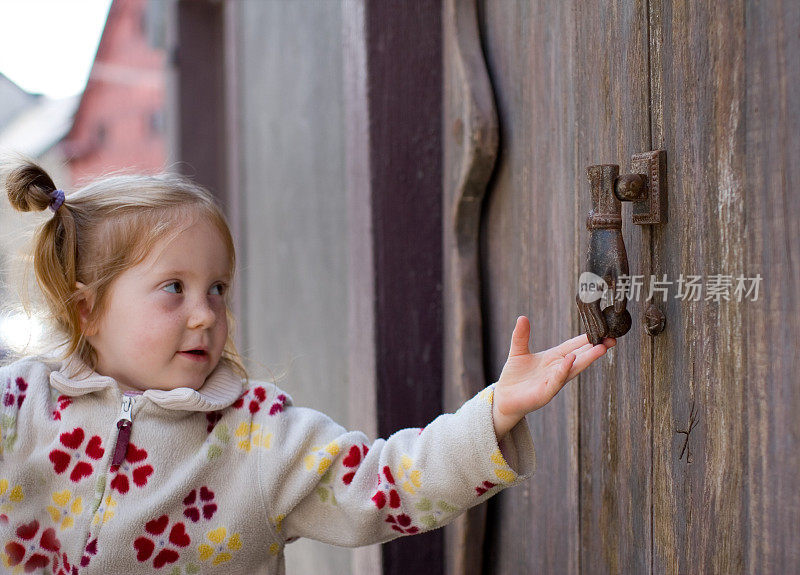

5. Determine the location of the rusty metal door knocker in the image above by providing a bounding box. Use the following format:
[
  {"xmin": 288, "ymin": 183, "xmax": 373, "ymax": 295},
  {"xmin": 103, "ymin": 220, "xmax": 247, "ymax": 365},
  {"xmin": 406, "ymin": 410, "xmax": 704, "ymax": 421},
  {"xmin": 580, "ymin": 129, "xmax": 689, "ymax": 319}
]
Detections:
[{"xmin": 576, "ymin": 150, "xmax": 667, "ymax": 345}]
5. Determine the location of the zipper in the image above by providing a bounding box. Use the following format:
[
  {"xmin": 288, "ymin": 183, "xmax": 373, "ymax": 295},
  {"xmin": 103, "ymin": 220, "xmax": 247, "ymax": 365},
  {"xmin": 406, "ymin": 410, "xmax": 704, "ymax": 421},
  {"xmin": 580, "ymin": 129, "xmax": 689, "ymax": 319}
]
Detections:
[{"xmin": 111, "ymin": 394, "xmax": 135, "ymax": 466}]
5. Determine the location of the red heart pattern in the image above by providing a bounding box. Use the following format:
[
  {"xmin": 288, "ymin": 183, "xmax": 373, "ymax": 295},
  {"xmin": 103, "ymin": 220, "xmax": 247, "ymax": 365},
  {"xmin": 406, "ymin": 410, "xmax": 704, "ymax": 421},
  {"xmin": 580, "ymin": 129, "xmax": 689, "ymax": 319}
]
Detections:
[
  {"xmin": 85, "ymin": 435, "xmax": 105, "ymax": 460},
  {"xmin": 70, "ymin": 461, "xmax": 93, "ymax": 482},
  {"xmin": 145, "ymin": 515, "xmax": 169, "ymax": 536},
  {"xmin": 39, "ymin": 527, "xmax": 60, "ymax": 552},
  {"xmin": 153, "ymin": 548, "xmax": 180, "ymax": 569},
  {"xmin": 49, "ymin": 451, "xmax": 71, "ymax": 474},
  {"xmin": 60, "ymin": 428, "xmax": 84, "ymax": 450},
  {"xmin": 132, "ymin": 464, "xmax": 153, "ymax": 487},
  {"xmin": 343, "ymin": 446, "xmax": 362, "ymax": 468},
  {"xmin": 110, "ymin": 474, "xmax": 130, "ymax": 494},
  {"xmin": 4, "ymin": 541, "xmax": 25, "ymax": 565},
  {"xmin": 126, "ymin": 443, "xmax": 148, "ymax": 463},
  {"xmin": 16, "ymin": 519, "xmax": 39, "ymax": 540},
  {"xmin": 183, "ymin": 490, "xmax": 196, "ymax": 505},
  {"xmin": 24, "ymin": 553, "xmax": 50, "ymax": 570},
  {"xmin": 168, "ymin": 523, "xmax": 190, "ymax": 547},
  {"xmin": 133, "ymin": 537, "xmax": 155, "ymax": 561}
]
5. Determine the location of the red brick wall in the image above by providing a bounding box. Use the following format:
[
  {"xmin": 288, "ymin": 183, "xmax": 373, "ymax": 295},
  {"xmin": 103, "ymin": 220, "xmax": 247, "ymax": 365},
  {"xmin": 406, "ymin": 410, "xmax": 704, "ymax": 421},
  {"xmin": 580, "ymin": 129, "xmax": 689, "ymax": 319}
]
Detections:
[{"xmin": 66, "ymin": 0, "xmax": 166, "ymax": 184}]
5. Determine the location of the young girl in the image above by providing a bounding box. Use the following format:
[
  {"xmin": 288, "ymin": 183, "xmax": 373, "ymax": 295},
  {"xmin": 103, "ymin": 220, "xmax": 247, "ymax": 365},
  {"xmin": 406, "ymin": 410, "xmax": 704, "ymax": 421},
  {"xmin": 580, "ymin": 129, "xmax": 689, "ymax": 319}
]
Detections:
[{"xmin": 0, "ymin": 161, "xmax": 615, "ymax": 574}]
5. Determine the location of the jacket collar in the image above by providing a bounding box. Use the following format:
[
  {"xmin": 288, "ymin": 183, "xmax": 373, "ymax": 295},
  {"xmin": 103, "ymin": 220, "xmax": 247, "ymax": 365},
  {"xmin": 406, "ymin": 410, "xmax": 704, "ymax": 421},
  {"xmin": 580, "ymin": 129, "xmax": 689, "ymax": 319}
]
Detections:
[{"xmin": 49, "ymin": 355, "xmax": 245, "ymax": 412}]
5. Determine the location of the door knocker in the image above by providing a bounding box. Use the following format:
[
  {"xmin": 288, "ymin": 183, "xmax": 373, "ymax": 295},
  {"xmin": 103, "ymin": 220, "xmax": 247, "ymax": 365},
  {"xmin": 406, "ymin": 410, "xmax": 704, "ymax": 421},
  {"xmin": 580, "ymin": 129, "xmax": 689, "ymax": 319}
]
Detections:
[{"xmin": 576, "ymin": 150, "xmax": 668, "ymax": 345}]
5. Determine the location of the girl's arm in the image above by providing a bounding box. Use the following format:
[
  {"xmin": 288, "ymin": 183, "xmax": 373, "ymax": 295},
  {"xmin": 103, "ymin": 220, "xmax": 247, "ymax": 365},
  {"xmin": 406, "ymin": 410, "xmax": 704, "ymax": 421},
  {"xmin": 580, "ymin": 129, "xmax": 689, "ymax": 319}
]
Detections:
[{"xmin": 259, "ymin": 381, "xmax": 535, "ymax": 548}]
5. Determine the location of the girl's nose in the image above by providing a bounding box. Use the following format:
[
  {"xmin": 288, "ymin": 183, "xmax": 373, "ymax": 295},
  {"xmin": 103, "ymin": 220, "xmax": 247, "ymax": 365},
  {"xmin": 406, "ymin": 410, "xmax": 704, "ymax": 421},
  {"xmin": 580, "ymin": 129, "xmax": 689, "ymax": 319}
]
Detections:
[{"xmin": 187, "ymin": 297, "xmax": 218, "ymax": 329}]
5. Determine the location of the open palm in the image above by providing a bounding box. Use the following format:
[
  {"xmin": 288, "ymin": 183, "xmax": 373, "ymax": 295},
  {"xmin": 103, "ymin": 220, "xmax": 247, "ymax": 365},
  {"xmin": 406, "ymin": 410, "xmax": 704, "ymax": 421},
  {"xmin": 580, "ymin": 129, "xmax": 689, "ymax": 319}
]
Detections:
[{"xmin": 493, "ymin": 316, "xmax": 616, "ymax": 439}]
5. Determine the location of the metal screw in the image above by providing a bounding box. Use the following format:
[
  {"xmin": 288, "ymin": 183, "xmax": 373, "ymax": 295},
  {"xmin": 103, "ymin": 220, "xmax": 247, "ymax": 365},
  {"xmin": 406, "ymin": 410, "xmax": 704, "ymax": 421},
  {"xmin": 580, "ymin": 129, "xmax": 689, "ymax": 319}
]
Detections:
[{"xmin": 643, "ymin": 303, "xmax": 666, "ymax": 336}]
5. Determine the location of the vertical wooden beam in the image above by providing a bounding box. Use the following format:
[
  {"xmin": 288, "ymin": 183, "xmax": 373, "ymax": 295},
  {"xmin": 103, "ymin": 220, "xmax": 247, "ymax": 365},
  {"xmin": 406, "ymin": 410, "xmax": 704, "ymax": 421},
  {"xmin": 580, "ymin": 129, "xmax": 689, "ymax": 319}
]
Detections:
[
  {"xmin": 360, "ymin": 2, "xmax": 444, "ymax": 574},
  {"xmin": 174, "ymin": 0, "xmax": 228, "ymax": 209},
  {"xmin": 221, "ymin": 0, "xmax": 244, "ymax": 353}
]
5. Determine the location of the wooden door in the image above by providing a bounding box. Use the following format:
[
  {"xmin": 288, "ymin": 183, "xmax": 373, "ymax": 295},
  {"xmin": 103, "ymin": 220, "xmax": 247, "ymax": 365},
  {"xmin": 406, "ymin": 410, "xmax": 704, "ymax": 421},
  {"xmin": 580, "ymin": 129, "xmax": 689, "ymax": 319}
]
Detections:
[{"xmin": 443, "ymin": 0, "xmax": 799, "ymax": 573}]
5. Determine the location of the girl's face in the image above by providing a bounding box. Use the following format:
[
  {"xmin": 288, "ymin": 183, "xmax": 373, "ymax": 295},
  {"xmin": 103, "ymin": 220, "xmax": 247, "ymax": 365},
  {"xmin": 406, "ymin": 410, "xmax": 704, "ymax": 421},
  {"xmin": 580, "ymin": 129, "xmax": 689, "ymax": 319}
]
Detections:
[{"xmin": 84, "ymin": 218, "xmax": 232, "ymax": 392}]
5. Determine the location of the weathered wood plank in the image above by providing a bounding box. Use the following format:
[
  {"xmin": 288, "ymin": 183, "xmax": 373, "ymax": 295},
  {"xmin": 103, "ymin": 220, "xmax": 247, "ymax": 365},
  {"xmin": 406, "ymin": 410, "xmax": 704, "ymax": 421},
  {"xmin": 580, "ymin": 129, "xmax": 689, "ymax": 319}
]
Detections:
[
  {"xmin": 744, "ymin": 0, "xmax": 800, "ymax": 572},
  {"xmin": 476, "ymin": 1, "xmax": 583, "ymax": 572},
  {"xmin": 650, "ymin": 0, "xmax": 748, "ymax": 572},
  {"xmin": 574, "ymin": 1, "xmax": 653, "ymax": 573}
]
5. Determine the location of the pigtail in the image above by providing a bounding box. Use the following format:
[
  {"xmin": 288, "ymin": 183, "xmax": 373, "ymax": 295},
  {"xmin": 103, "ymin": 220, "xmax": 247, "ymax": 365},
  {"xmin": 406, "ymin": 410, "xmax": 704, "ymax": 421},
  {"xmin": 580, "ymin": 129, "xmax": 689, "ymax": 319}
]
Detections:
[
  {"xmin": 5, "ymin": 161, "xmax": 58, "ymax": 212},
  {"xmin": 4, "ymin": 160, "xmax": 82, "ymax": 353}
]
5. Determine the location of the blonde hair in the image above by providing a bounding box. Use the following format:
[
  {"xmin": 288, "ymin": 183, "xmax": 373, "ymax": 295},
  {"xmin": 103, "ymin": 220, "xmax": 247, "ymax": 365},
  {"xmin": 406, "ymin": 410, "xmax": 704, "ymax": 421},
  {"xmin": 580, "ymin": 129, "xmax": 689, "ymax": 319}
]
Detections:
[{"xmin": 2, "ymin": 159, "xmax": 248, "ymax": 383}]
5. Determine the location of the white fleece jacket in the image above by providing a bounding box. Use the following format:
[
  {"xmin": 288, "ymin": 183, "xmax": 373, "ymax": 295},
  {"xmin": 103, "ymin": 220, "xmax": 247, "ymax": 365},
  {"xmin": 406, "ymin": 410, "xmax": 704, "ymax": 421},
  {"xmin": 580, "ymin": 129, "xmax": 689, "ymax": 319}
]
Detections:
[{"xmin": 0, "ymin": 355, "xmax": 535, "ymax": 574}]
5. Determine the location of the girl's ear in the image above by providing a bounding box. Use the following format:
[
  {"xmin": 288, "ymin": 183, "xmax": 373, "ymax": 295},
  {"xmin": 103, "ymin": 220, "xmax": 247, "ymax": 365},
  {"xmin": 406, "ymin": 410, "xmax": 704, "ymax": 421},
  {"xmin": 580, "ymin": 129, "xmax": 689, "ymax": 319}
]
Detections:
[{"xmin": 74, "ymin": 282, "xmax": 97, "ymax": 336}]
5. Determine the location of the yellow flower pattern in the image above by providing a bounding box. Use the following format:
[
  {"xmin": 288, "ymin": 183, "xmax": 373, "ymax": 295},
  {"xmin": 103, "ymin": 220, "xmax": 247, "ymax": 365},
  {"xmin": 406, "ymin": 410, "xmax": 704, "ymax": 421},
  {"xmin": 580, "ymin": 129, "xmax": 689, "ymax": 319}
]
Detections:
[
  {"xmin": 395, "ymin": 455, "xmax": 422, "ymax": 495},
  {"xmin": 198, "ymin": 527, "xmax": 242, "ymax": 566},
  {"xmin": 303, "ymin": 441, "xmax": 340, "ymax": 476},
  {"xmin": 234, "ymin": 422, "xmax": 272, "ymax": 452},
  {"xmin": 269, "ymin": 514, "xmax": 285, "ymax": 534},
  {"xmin": 0, "ymin": 478, "xmax": 24, "ymax": 516},
  {"xmin": 92, "ymin": 494, "xmax": 117, "ymax": 525},
  {"xmin": 267, "ymin": 516, "xmax": 285, "ymax": 553},
  {"xmin": 491, "ymin": 449, "xmax": 517, "ymax": 483},
  {"xmin": 46, "ymin": 489, "xmax": 83, "ymax": 530}
]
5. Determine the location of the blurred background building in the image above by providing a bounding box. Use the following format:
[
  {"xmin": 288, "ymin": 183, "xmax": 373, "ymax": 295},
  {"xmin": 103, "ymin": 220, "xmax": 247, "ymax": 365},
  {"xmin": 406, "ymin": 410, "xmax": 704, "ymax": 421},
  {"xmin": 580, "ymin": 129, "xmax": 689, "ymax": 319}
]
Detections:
[{"xmin": 62, "ymin": 0, "xmax": 167, "ymax": 183}]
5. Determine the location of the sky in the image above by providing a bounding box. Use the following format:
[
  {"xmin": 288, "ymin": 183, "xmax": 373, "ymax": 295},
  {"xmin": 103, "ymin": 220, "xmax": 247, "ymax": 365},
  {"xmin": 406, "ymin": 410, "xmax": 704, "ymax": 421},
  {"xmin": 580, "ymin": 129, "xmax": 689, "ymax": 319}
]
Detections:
[{"xmin": 0, "ymin": 0, "xmax": 112, "ymax": 98}]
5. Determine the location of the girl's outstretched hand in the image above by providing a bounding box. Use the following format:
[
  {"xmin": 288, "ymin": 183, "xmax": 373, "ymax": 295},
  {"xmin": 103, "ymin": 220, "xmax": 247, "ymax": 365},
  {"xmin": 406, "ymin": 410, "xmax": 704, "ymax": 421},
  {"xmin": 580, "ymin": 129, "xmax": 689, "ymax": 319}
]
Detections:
[{"xmin": 492, "ymin": 315, "xmax": 616, "ymax": 440}]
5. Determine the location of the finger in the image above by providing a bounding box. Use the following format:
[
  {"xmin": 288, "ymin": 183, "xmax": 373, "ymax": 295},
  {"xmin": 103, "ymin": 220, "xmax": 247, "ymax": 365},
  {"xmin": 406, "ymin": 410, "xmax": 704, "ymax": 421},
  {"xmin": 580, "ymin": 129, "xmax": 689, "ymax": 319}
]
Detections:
[
  {"xmin": 572, "ymin": 342, "xmax": 594, "ymax": 357},
  {"xmin": 553, "ymin": 333, "xmax": 590, "ymax": 355},
  {"xmin": 508, "ymin": 316, "xmax": 532, "ymax": 358},
  {"xmin": 555, "ymin": 352, "xmax": 577, "ymax": 385},
  {"xmin": 565, "ymin": 344, "xmax": 608, "ymax": 380},
  {"xmin": 602, "ymin": 337, "xmax": 617, "ymax": 348}
]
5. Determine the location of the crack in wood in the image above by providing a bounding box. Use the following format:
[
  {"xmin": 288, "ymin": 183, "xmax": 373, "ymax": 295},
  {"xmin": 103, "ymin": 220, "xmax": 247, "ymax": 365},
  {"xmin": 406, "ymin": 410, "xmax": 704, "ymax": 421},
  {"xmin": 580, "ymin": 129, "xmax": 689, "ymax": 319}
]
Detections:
[{"xmin": 676, "ymin": 399, "xmax": 700, "ymax": 463}]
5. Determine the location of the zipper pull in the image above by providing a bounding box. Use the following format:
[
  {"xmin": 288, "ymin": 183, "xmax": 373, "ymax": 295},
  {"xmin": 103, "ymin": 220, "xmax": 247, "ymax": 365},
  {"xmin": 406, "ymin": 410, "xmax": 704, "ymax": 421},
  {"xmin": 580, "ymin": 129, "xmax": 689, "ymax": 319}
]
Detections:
[{"xmin": 111, "ymin": 395, "xmax": 134, "ymax": 467}]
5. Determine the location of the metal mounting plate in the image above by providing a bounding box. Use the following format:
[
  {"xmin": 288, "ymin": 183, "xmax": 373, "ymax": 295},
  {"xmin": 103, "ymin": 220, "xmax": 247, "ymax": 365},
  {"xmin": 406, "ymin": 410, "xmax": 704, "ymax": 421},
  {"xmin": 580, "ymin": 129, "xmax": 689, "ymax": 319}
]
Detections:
[{"xmin": 630, "ymin": 150, "xmax": 668, "ymax": 225}]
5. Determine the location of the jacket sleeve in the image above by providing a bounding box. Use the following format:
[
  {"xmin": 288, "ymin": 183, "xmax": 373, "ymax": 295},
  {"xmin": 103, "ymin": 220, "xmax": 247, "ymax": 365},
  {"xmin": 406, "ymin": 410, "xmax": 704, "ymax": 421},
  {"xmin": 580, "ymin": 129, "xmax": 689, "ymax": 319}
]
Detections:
[{"xmin": 257, "ymin": 383, "xmax": 536, "ymax": 547}]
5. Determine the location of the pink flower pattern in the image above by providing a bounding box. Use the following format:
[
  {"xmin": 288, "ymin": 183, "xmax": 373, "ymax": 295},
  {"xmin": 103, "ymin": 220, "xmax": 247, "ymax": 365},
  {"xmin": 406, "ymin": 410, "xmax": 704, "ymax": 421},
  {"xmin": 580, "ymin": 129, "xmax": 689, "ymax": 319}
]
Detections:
[
  {"xmin": 232, "ymin": 386, "xmax": 267, "ymax": 414},
  {"xmin": 3, "ymin": 377, "xmax": 27, "ymax": 409},
  {"xmin": 3, "ymin": 519, "xmax": 61, "ymax": 572},
  {"xmin": 342, "ymin": 444, "xmax": 369, "ymax": 485},
  {"xmin": 110, "ymin": 442, "xmax": 154, "ymax": 494},
  {"xmin": 48, "ymin": 427, "xmax": 105, "ymax": 483},
  {"xmin": 133, "ymin": 515, "xmax": 191, "ymax": 569},
  {"xmin": 182, "ymin": 486, "xmax": 218, "ymax": 522},
  {"xmin": 51, "ymin": 395, "xmax": 72, "ymax": 421}
]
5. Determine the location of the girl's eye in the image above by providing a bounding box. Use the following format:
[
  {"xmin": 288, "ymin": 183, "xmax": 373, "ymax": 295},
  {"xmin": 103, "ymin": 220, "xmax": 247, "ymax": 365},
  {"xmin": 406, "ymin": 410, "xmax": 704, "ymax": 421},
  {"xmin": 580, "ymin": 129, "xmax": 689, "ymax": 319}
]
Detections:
[{"xmin": 162, "ymin": 282, "xmax": 226, "ymax": 295}]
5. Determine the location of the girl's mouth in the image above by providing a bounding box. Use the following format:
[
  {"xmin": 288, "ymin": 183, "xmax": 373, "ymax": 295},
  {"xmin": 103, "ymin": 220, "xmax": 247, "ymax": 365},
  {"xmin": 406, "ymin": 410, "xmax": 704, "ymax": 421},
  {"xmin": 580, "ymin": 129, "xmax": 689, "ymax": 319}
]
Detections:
[{"xmin": 179, "ymin": 350, "xmax": 209, "ymax": 362}]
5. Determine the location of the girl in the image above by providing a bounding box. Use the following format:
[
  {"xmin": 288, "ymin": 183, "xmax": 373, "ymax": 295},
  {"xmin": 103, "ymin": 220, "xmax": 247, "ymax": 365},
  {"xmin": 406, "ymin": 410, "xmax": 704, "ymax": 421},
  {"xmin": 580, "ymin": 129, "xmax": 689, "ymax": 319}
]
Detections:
[{"xmin": 0, "ymin": 161, "xmax": 615, "ymax": 574}]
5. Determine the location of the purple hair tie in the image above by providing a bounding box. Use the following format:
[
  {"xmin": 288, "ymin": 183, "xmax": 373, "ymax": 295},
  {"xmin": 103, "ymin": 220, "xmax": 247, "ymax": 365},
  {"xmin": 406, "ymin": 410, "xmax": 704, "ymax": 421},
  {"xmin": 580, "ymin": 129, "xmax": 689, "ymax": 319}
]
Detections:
[{"xmin": 49, "ymin": 189, "xmax": 65, "ymax": 213}]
